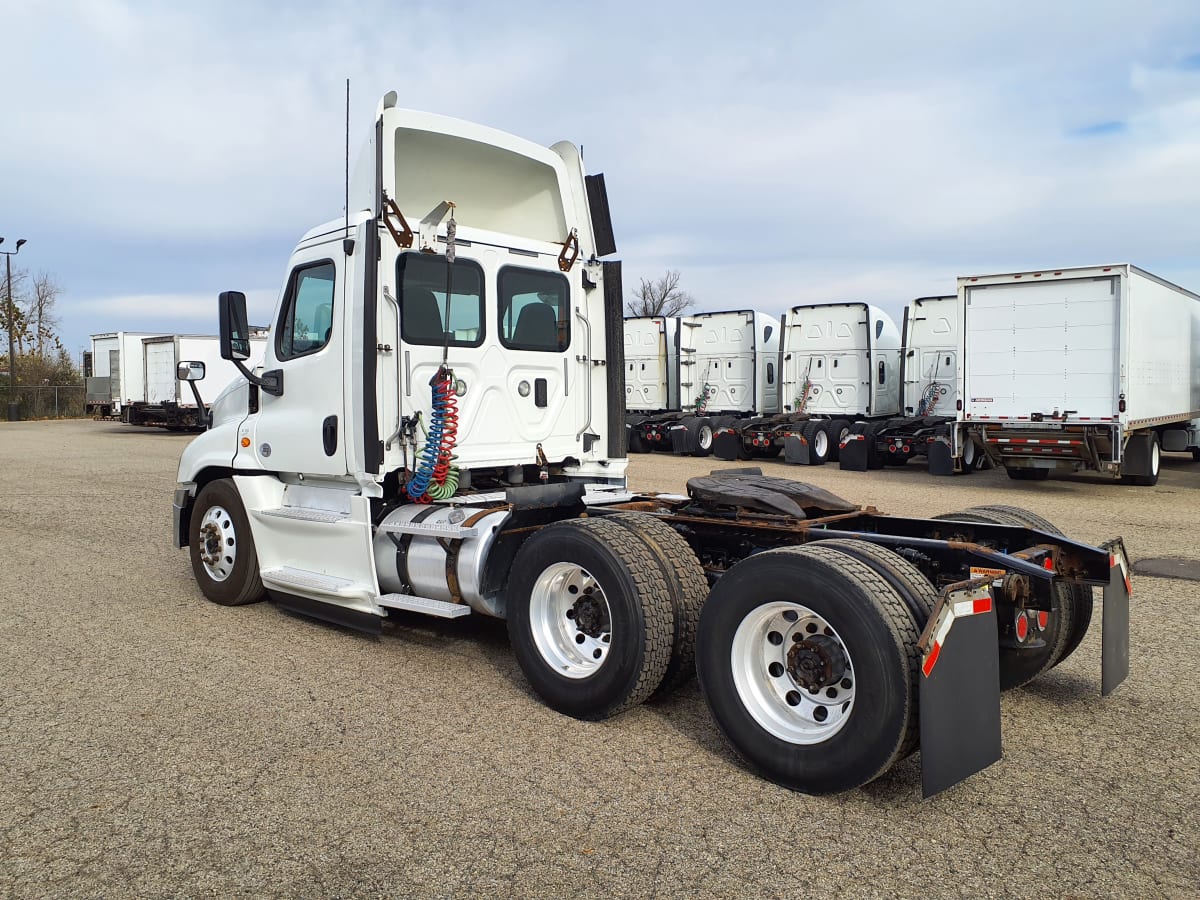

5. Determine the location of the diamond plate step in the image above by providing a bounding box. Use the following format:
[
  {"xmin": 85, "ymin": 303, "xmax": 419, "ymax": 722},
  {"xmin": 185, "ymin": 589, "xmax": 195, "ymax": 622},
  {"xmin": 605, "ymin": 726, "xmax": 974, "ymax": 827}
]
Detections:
[
  {"xmin": 261, "ymin": 566, "xmax": 355, "ymax": 593},
  {"xmin": 376, "ymin": 521, "xmax": 480, "ymax": 539},
  {"xmin": 261, "ymin": 507, "xmax": 349, "ymax": 523},
  {"xmin": 377, "ymin": 593, "xmax": 472, "ymax": 618}
]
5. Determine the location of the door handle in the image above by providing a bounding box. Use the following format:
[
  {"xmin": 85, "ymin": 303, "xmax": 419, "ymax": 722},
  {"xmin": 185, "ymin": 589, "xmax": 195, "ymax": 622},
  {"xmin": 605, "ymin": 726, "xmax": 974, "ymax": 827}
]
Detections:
[{"xmin": 322, "ymin": 415, "xmax": 338, "ymax": 456}]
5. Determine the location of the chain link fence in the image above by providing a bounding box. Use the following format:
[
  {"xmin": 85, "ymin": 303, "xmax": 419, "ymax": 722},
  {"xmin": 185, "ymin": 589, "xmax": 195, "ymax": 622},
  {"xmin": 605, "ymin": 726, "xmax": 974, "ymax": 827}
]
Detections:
[{"xmin": 0, "ymin": 384, "xmax": 88, "ymax": 419}]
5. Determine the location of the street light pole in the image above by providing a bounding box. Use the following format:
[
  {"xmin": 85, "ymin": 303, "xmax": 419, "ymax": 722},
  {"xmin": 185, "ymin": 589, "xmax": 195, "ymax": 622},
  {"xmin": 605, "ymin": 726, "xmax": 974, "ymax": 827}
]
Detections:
[{"xmin": 1, "ymin": 236, "xmax": 28, "ymax": 422}]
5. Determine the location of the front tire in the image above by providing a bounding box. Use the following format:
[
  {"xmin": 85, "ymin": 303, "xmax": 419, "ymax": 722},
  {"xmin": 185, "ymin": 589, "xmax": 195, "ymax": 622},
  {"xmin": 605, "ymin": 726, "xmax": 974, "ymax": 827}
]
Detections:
[
  {"xmin": 188, "ymin": 479, "xmax": 265, "ymax": 606},
  {"xmin": 696, "ymin": 545, "xmax": 919, "ymax": 794},
  {"xmin": 506, "ymin": 518, "xmax": 675, "ymax": 720}
]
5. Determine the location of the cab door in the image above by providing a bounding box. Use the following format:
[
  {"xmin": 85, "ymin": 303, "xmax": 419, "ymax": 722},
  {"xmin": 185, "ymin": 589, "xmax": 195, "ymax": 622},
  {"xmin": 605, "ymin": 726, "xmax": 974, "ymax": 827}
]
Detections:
[{"xmin": 239, "ymin": 244, "xmax": 347, "ymax": 477}]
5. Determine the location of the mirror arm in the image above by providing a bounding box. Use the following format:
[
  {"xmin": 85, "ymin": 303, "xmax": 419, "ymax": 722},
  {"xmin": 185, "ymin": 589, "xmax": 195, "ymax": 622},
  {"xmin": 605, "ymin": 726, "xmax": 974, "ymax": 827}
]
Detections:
[
  {"xmin": 233, "ymin": 359, "xmax": 284, "ymax": 397},
  {"xmin": 185, "ymin": 380, "xmax": 211, "ymax": 429}
]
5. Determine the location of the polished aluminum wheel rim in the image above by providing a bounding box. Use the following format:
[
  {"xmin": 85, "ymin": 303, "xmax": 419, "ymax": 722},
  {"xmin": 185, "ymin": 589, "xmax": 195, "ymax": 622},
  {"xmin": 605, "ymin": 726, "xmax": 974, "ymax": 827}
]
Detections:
[
  {"xmin": 731, "ymin": 602, "xmax": 856, "ymax": 744},
  {"xmin": 197, "ymin": 505, "xmax": 236, "ymax": 583},
  {"xmin": 529, "ymin": 562, "xmax": 612, "ymax": 679}
]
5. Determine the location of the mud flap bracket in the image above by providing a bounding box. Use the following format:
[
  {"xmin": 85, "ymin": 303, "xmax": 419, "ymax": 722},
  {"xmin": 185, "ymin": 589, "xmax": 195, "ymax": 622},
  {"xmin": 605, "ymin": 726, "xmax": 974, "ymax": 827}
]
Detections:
[
  {"xmin": 917, "ymin": 582, "xmax": 1002, "ymax": 798},
  {"xmin": 1100, "ymin": 538, "xmax": 1131, "ymax": 696}
]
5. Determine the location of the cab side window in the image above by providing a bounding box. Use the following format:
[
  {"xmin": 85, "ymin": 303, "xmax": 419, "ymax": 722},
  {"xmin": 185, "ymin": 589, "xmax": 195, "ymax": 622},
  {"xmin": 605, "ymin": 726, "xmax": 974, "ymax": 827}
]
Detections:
[{"xmin": 278, "ymin": 261, "xmax": 336, "ymax": 359}]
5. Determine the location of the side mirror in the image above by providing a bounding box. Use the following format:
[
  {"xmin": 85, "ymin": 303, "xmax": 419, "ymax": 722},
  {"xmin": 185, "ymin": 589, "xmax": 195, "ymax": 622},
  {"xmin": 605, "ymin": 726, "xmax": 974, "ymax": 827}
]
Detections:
[
  {"xmin": 178, "ymin": 361, "xmax": 206, "ymax": 381},
  {"xmin": 219, "ymin": 291, "xmax": 251, "ymax": 361}
]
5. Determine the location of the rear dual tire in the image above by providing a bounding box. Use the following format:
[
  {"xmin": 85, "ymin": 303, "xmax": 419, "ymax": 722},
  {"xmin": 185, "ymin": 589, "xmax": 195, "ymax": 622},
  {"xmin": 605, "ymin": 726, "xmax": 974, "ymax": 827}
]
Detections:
[
  {"xmin": 696, "ymin": 543, "xmax": 922, "ymax": 794},
  {"xmin": 506, "ymin": 518, "xmax": 676, "ymax": 720},
  {"xmin": 932, "ymin": 506, "xmax": 1088, "ymax": 688}
]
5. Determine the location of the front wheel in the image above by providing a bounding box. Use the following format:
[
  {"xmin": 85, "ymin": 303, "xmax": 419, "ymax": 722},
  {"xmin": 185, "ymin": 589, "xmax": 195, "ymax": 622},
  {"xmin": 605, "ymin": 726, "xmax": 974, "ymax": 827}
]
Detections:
[
  {"xmin": 506, "ymin": 518, "xmax": 675, "ymax": 720},
  {"xmin": 188, "ymin": 478, "xmax": 266, "ymax": 606},
  {"xmin": 696, "ymin": 544, "xmax": 919, "ymax": 794}
]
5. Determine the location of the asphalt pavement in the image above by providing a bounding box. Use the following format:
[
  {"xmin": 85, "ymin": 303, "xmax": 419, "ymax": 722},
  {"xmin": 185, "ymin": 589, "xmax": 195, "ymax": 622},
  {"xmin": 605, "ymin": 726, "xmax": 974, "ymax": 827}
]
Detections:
[{"xmin": 1, "ymin": 420, "xmax": 1197, "ymax": 898}]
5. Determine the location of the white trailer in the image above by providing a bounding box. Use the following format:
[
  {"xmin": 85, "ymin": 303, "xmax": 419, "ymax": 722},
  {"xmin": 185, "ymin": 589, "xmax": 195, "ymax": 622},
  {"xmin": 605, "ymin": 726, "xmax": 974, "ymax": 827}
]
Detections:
[
  {"xmin": 127, "ymin": 333, "xmax": 268, "ymax": 429},
  {"xmin": 720, "ymin": 302, "xmax": 901, "ymax": 465},
  {"xmin": 171, "ymin": 97, "xmax": 1130, "ymax": 799},
  {"xmin": 627, "ymin": 309, "xmax": 780, "ymax": 455},
  {"xmin": 86, "ymin": 331, "xmax": 163, "ymax": 417},
  {"xmin": 947, "ymin": 264, "xmax": 1200, "ymax": 484},
  {"xmin": 623, "ymin": 315, "xmax": 680, "ymax": 413}
]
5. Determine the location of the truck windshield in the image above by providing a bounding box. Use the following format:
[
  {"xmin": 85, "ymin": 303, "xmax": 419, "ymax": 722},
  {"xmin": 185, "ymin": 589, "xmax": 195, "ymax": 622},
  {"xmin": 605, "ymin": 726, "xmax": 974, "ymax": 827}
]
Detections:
[{"xmin": 398, "ymin": 253, "xmax": 484, "ymax": 347}]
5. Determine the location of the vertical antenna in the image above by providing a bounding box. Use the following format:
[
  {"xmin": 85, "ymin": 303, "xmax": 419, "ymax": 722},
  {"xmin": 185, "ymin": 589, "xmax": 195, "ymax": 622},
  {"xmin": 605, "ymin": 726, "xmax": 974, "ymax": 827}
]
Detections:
[{"xmin": 344, "ymin": 77, "xmax": 350, "ymax": 241}]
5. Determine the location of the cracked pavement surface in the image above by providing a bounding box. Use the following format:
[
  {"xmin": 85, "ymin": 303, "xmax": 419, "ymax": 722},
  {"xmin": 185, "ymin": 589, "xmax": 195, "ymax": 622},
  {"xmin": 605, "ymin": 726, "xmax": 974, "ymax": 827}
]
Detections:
[{"xmin": 1, "ymin": 420, "xmax": 1197, "ymax": 897}]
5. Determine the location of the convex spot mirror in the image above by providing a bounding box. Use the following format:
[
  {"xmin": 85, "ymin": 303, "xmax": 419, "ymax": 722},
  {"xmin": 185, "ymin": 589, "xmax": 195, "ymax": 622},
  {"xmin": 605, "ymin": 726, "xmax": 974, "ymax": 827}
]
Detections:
[
  {"xmin": 178, "ymin": 361, "xmax": 206, "ymax": 381},
  {"xmin": 219, "ymin": 290, "xmax": 252, "ymax": 361}
]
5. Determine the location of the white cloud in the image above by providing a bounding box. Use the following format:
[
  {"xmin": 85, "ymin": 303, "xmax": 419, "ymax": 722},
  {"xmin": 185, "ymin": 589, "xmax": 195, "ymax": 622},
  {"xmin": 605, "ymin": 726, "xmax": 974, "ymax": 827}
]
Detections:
[{"xmin": 3, "ymin": 0, "xmax": 1200, "ymax": 352}]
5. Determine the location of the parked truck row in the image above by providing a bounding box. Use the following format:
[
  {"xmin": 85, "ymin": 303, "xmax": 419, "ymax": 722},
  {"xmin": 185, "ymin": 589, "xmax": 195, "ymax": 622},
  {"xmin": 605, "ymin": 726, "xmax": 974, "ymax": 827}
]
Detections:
[
  {"xmin": 172, "ymin": 98, "xmax": 1130, "ymax": 799},
  {"xmin": 627, "ymin": 265, "xmax": 1200, "ymax": 485}
]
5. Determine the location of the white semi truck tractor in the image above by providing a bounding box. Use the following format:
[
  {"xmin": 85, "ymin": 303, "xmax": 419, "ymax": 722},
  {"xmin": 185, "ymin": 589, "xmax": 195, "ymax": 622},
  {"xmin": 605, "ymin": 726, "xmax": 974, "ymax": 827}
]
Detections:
[{"xmin": 172, "ymin": 96, "xmax": 1131, "ymax": 797}]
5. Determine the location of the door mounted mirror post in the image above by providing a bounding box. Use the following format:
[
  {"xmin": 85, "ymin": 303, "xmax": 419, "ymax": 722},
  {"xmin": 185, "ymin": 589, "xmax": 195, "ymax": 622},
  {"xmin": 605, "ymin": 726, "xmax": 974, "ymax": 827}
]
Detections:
[{"xmin": 217, "ymin": 291, "xmax": 283, "ymax": 396}]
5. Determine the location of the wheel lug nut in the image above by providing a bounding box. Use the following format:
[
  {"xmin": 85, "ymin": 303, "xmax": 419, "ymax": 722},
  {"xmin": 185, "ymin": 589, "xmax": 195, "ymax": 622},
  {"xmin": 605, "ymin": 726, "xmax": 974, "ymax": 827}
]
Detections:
[
  {"xmin": 826, "ymin": 688, "xmax": 838, "ymax": 699},
  {"xmin": 841, "ymin": 678, "xmax": 852, "ymax": 690},
  {"xmin": 565, "ymin": 609, "xmax": 575, "ymax": 619}
]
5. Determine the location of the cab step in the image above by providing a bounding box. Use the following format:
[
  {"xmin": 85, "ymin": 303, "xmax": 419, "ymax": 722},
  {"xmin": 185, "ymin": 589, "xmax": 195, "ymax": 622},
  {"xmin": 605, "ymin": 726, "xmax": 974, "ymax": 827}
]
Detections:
[
  {"xmin": 377, "ymin": 593, "xmax": 472, "ymax": 618},
  {"xmin": 260, "ymin": 507, "xmax": 349, "ymax": 523}
]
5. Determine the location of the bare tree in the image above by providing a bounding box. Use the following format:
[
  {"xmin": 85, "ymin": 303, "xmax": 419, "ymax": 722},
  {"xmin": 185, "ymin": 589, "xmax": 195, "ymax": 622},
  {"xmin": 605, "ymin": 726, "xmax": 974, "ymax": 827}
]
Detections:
[
  {"xmin": 26, "ymin": 272, "xmax": 62, "ymax": 360},
  {"xmin": 2, "ymin": 267, "xmax": 29, "ymax": 356},
  {"xmin": 626, "ymin": 269, "xmax": 695, "ymax": 317}
]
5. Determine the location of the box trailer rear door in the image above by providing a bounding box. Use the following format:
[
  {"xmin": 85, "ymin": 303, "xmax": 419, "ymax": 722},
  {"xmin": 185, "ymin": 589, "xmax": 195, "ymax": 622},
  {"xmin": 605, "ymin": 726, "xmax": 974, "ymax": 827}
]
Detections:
[
  {"xmin": 144, "ymin": 339, "xmax": 180, "ymax": 404},
  {"xmin": 964, "ymin": 275, "xmax": 1118, "ymax": 421}
]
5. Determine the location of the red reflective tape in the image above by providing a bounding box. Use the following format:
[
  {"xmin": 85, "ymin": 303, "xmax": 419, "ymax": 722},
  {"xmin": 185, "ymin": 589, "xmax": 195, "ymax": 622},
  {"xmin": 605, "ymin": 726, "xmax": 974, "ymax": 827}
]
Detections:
[
  {"xmin": 972, "ymin": 597, "xmax": 992, "ymax": 615},
  {"xmin": 922, "ymin": 641, "xmax": 942, "ymax": 677}
]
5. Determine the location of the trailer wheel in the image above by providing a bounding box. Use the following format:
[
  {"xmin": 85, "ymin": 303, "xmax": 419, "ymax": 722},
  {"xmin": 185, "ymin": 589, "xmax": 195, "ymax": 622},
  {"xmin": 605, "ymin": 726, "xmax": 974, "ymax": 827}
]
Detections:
[
  {"xmin": 932, "ymin": 507, "xmax": 1074, "ymax": 688},
  {"xmin": 696, "ymin": 545, "xmax": 919, "ymax": 794},
  {"xmin": 962, "ymin": 505, "xmax": 1093, "ymax": 669},
  {"xmin": 188, "ymin": 478, "xmax": 265, "ymax": 607},
  {"xmin": 601, "ymin": 512, "xmax": 709, "ymax": 696},
  {"xmin": 506, "ymin": 518, "xmax": 675, "ymax": 720},
  {"xmin": 802, "ymin": 421, "xmax": 829, "ymax": 465},
  {"xmin": 1122, "ymin": 432, "xmax": 1160, "ymax": 486},
  {"xmin": 691, "ymin": 417, "xmax": 716, "ymax": 456}
]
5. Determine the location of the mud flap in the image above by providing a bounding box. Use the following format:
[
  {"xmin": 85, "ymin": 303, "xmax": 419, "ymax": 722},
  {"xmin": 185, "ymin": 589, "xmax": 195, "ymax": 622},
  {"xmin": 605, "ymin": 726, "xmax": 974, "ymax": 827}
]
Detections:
[
  {"xmin": 839, "ymin": 434, "xmax": 869, "ymax": 471},
  {"xmin": 1101, "ymin": 539, "xmax": 1131, "ymax": 696},
  {"xmin": 783, "ymin": 434, "xmax": 810, "ymax": 465},
  {"xmin": 927, "ymin": 437, "xmax": 955, "ymax": 476},
  {"xmin": 712, "ymin": 429, "xmax": 741, "ymax": 461},
  {"xmin": 918, "ymin": 582, "xmax": 1002, "ymax": 798},
  {"xmin": 670, "ymin": 424, "xmax": 692, "ymax": 455}
]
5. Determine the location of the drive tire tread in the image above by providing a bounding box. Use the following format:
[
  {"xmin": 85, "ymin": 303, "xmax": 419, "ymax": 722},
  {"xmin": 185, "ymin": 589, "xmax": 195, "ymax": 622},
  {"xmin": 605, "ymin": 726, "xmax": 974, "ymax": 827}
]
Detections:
[
  {"xmin": 506, "ymin": 518, "xmax": 675, "ymax": 720},
  {"xmin": 602, "ymin": 512, "xmax": 709, "ymax": 696}
]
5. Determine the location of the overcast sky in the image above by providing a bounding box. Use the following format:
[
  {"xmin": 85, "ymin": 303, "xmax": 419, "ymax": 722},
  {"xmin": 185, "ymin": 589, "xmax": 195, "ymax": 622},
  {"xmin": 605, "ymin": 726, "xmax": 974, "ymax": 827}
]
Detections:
[{"xmin": 3, "ymin": 0, "xmax": 1200, "ymax": 359}]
